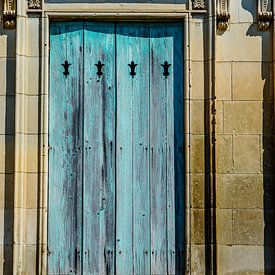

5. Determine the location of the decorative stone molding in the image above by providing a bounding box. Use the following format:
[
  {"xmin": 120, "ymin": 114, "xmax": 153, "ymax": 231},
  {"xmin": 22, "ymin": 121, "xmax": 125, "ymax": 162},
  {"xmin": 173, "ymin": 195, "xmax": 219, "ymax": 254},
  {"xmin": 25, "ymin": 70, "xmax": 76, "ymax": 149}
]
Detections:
[
  {"xmin": 3, "ymin": 0, "xmax": 16, "ymax": 29},
  {"xmin": 192, "ymin": 0, "xmax": 206, "ymax": 9},
  {"xmin": 257, "ymin": 0, "xmax": 273, "ymax": 31},
  {"xmin": 217, "ymin": 0, "xmax": 230, "ymax": 31},
  {"xmin": 28, "ymin": 0, "xmax": 41, "ymax": 9}
]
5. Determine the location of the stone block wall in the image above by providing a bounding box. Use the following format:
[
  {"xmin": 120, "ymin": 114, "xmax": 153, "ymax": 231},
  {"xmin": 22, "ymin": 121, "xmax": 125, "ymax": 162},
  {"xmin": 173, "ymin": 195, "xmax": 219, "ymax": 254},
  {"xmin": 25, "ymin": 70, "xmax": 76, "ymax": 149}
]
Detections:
[{"xmin": 215, "ymin": 1, "xmax": 275, "ymax": 273}]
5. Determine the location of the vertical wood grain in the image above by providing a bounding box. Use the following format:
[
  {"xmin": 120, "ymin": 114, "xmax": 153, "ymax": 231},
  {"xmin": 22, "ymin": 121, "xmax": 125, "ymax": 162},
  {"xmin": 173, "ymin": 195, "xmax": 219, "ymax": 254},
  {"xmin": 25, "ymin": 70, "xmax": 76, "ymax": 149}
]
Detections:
[
  {"xmin": 130, "ymin": 25, "xmax": 151, "ymax": 275},
  {"xmin": 83, "ymin": 22, "xmax": 116, "ymax": 275},
  {"xmin": 149, "ymin": 24, "xmax": 169, "ymax": 275},
  {"xmin": 116, "ymin": 23, "xmax": 135, "ymax": 274},
  {"xmin": 48, "ymin": 21, "xmax": 83, "ymax": 275},
  {"xmin": 48, "ymin": 22, "xmax": 184, "ymax": 275}
]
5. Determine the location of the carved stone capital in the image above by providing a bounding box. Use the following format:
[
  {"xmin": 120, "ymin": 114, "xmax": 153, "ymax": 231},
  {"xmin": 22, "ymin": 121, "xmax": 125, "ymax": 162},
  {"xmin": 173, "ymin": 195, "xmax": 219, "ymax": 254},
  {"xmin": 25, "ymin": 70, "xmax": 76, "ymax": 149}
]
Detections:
[
  {"xmin": 257, "ymin": 0, "xmax": 273, "ymax": 31},
  {"xmin": 217, "ymin": 0, "xmax": 230, "ymax": 31},
  {"xmin": 28, "ymin": 0, "xmax": 42, "ymax": 9},
  {"xmin": 3, "ymin": 0, "xmax": 16, "ymax": 29},
  {"xmin": 192, "ymin": 0, "xmax": 206, "ymax": 10}
]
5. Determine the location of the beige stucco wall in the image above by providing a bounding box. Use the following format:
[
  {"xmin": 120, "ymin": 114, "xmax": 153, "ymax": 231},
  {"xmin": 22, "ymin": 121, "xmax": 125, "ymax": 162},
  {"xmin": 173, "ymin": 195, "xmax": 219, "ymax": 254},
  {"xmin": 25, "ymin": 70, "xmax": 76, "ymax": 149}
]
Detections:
[{"xmin": 0, "ymin": 0, "xmax": 274, "ymax": 274}]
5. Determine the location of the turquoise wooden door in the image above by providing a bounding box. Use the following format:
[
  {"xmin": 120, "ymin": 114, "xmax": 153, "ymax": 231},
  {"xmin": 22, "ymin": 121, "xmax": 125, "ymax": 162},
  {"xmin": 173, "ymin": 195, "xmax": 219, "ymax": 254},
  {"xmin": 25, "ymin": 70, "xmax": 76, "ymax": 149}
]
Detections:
[{"xmin": 48, "ymin": 22, "xmax": 184, "ymax": 275}]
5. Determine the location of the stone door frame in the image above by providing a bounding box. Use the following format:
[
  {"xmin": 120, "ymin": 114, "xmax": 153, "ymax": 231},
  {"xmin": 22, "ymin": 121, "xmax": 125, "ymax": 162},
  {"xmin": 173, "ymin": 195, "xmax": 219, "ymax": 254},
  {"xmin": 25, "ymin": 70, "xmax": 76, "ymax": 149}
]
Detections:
[{"xmin": 12, "ymin": 1, "xmax": 214, "ymax": 274}]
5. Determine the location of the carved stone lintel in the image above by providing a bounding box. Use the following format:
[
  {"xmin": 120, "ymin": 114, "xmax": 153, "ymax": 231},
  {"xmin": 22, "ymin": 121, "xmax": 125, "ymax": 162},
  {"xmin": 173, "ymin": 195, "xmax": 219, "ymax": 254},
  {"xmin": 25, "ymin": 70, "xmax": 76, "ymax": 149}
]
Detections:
[
  {"xmin": 3, "ymin": 0, "xmax": 16, "ymax": 29},
  {"xmin": 257, "ymin": 0, "xmax": 273, "ymax": 31},
  {"xmin": 217, "ymin": 0, "xmax": 230, "ymax": 31},
  {"xmin": 28, "ymin": 0, "xmax": 42, "ymax": 9},
  {"xmin": 192, "ymin": 0, "xmax": 206, "ymax": 10}
]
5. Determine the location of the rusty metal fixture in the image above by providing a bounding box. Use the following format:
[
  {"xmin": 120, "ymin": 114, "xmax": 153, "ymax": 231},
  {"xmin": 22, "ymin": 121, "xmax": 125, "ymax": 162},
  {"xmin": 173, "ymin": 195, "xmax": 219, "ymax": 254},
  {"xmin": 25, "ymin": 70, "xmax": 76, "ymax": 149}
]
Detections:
[
  {"xmin": 95, "ymin": 60, "xmax": 105, "ymax": 78},
  {"xmin": 128, "ymin": 61, "xmax": 138, "ymax": 78},
  {"xmin": 161, "ymin": 61, "xmax": 171, "ymax": 78},
  {"xmin": 61, "ymin": 61, "xmax": 72, "ymax": 78}
]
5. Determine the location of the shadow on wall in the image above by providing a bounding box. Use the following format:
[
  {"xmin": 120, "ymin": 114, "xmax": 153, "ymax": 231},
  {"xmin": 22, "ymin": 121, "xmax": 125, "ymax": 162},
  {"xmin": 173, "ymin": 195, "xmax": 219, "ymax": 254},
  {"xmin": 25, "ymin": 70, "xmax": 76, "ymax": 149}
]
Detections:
[
  {"xmin": 242, "ymin": 0, "xmax": 275, "ymax": 273},
  {"xmin": 0, "ymin": 26, "xmax": 16, "ymax": 275}
]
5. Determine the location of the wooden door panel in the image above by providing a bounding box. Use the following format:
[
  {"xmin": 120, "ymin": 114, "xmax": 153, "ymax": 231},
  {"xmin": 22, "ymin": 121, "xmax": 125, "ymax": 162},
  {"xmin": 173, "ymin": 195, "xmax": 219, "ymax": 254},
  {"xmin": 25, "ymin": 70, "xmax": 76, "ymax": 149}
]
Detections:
[
  {"xmin": 116, "ymin": 23, "xmax": 150, "ymax": 275},
  {"xmin": 83, "ymin": 22, "xmax": 116, "ymax": 275},
  {"xmin": 48, "ymin": 22, "xmax": 184, "ymax": 275},
  {"xmin": 48, "ymin": 22, "xmax": 84, "ymax": 275}
]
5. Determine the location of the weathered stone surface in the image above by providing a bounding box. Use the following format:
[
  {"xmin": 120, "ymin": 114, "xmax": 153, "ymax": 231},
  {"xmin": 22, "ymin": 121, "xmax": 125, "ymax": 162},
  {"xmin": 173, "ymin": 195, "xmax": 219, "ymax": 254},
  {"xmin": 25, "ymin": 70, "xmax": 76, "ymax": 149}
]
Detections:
[
  {"xmin": 26, "ymin": 95, "xmax": 39, "ymax": 134},
  {"xmin": 217, "ymin": 23, "xmax": 272, "ymax": 62},
  {"xmin": 233, "ymin": 135, "xmax": 261, "ymax": 173},
  {"xmin": 190, "ymin": 100, "xmax": 204, "ymax": 134},
  {"xmin": 191, "ymin": 209, "xmax": 204, "ymax": 244},
  {"xmin": 191, "ymin": 61, "xmax": 205, "ymax": 99},
  {"xmin": 26, "ymin": 209, "xmax": 38, "ymax": 245},
  {"xmin": 26, "ymin": 174, "xmax": 39, "ymax": 209},
  {"xmin": 216, "ymin": 174, "xmax": 264, "ymax": 209},
  {"xmin": 191, "ymin": 173, "xmax": 204, "ymax": 209},
  {"xmin": 233, "ymin": 209, "xmax": 264, "ymax": 245},
  {"xmin": 191, "ymin": 245, "xmax": 205, "ymax": 274},
  {"xmin": 26, "ymin": 57, "xmax": 40, "ymax": 95},
  {"xmin": 215, "ymin": 100, "xmax": 224, "ymax": 134},
  {"xmin": 224, "ymin": 101, "xmax": 262, "ymax": 134},
  {"xmin": 216, "ymin": 134, "xmax": 233, "ymax": 173},
  {"xmin": 217, "ymin": 245, "xmax": 265, "ymax": 274},
  {"xmin": 25, "ymin": 135, "xmax": 40, "ymax": 173},
  {"xmin": 233, "ymin": 62, "xmax": 272, "ymax": 100},
  {"xmin": 216, "ymin": 62, "xmax": 231, "ymax": 100},
  {"xmin": 216, "ymin": 209, "xmax": 233, "ymax": 244},
  {"xmin": 26, "ymin": 17, "xmax": 41, "ymax": 57},
  {"xmin": 190, "ymin": 17, "xmax": 204, "ymax": 61},
  {"xmin": 190, "ymin": 135, "xmax": 205, "ymax": 173}
]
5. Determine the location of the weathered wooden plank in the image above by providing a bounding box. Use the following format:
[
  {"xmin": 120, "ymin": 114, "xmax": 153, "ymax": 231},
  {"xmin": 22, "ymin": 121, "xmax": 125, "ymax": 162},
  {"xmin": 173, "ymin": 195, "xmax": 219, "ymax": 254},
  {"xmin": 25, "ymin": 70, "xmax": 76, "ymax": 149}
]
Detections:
[
  {"xmin": 83, "ymin": 22, "xmax": 116, "ymax": 275},
  {"xmin": 149, "ymin": 24, "xmax": 170, "ymax": 275},
  {"xmin": 162, "ymin": 23, "xmax": 185, "ymax": 275},
  {"xmin": 116, "ymin": 23, "xmax": 135, "ymax": 275},
  {"xmin": 130, "ymin": 25, "xmax": 151, "ymax": 275},
  {"xmin": 48, "ymin": 21, "xmax": 84, "ymax": 275}
]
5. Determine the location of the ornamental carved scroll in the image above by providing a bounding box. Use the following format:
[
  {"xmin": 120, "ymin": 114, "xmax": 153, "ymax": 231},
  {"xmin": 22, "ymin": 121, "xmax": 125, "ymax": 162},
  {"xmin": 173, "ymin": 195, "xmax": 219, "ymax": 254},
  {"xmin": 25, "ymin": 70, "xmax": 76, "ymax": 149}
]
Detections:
[
  {"xmin": 258, "ymin": 0, "xmax": 273, "ymax": 31},
  {"xmin": 217, "ymin": 0, "xmax": 230, "ymax": 31},
  {"xmin": 28, "ymin": 0, "xmax": 41, "ymax": 9},
  {"xmin": 192, "ymin": 0, "xmax": 206, "ymax": 9},
  {"xmin": 3, "ymin": 0, "xmax": 16, "ymax": 29}
]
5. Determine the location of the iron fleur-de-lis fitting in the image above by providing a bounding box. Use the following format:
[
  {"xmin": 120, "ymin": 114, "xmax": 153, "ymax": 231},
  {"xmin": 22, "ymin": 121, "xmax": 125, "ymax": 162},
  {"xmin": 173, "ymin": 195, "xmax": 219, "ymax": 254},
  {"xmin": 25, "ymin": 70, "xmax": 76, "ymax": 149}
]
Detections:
[
  {"xmin": 95, "ymin": 60, "xmax": 105, "ymax": 78},
  {"xmin": 161, "ymin": 61, "xmax": 171, "ymax": 78},
  {"xmin": 128, "ymin": 61, "xmax": 138, "ymax": 78},
  {"xmin": 61, "ymin": 60, "xmax": 71, "ymax": 78}
]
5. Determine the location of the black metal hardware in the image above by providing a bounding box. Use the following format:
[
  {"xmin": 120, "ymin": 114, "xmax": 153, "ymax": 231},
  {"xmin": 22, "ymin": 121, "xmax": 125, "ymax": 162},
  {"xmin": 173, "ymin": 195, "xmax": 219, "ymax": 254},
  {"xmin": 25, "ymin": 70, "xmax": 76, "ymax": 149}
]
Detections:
[
  {"xmin": 128, "ymin": 61, "xmax": 138, "ymax": 78},
  {"xmin": 95, "ymin": 60, "xmax": 105, "ymax": 78},
  {"xmin": 61, "ymin": 60, "xmax": 71, "ymax": 78},
  {"xmin": 161, "ymin": 61, "xmax": 171, "ymax": 78}
]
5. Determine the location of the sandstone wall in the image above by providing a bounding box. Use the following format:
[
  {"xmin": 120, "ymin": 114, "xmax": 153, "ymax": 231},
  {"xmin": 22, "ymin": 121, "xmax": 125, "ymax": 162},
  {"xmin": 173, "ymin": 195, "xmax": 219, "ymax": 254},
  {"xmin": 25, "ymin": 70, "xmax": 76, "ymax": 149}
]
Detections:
[{"xmin": 215, "ymin": 1, "xmax": 275, "ymax": 273}]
